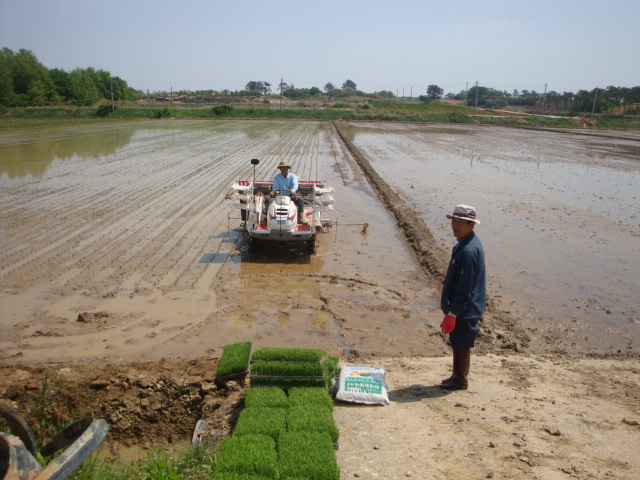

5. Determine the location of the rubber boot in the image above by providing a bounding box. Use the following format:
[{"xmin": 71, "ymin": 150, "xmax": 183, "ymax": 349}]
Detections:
[
  {"xmin": 441, "ymin": 348, "xmax": 470, "ymax": 390},
  {"xmin": 440, "ymin": 353, "xmax": 457, "ymax": 385}
]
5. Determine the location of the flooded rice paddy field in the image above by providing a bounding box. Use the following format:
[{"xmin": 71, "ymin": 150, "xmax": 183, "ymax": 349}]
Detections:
[
  {"xmin": 0, "ymin": 120, "xmax": 442, "ymax": 365},
  {"xmin": 0, "ymin": 120, "xmax": 638, "ymax": 365},
  {"xmin": 343, "ymin": 122, "xmax": 640, "ymax": 353}
]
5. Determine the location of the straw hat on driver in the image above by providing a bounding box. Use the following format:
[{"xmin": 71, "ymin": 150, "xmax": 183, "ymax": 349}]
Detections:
[
  {"xmin": 446, "ymin": 204, "xmax": 480, "ymax": 224},
  {"xmin": 277, "ymin": 160, "xmax": 291, "ymax": 168}
]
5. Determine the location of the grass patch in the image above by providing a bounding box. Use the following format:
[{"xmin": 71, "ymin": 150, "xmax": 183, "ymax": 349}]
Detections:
[
  {"xmin": 233, "ymin": 408, "xmax": 287, "ymax": 440},
  {"xmin": 288, "ymin": 387, "xmax": 334, "ymax": 411},
  {"xmin": 278, "ymin": 432, "xmax": 340, "ymax": 480},
  {"xmin": 210, "ymin": 474, "xmax": 272, "ymax": 480},
  {"xmin": 68, "ymin": 445, "xmax": 215, "ymax": 480},
  {"xmin": 215, "ymin": 435, "xmax": 277, "ymax": 477},
  {"xmin": 244, "ymin": 387, "xmax": 289, "ymax": 409},
  {"xmin": 251, "ymin": 347, "xmax": 326, "ymax": 363},
  {"xmin": 217, "ymin": 342, "xmax": 252, "ymax": 378},
  {"xmin": 287, "ymin": 406, "xmax": 339, "ymax": 443},
  {"xmin": 3, "ymin": 104, "xmax": 640, "ymax": 129}
]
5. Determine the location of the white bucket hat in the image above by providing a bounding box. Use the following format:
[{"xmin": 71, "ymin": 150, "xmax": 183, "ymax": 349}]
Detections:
[
  {"xmin": 277, "ymin": 160, "xmax": 291, "ymax": 168},
  {"xmin": 446, "ymin": 204, "xmax": 480, "ymax": 224}
]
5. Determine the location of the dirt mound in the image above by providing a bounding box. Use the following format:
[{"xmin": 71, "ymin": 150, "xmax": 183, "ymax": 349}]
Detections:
[{"xmin": 0, "ymin": 358, "xmax": 246, "ymax": 453}]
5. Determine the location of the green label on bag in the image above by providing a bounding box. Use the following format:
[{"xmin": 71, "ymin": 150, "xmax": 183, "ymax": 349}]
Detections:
[{"xmin": 345, "ymin": 377, "xmax": 382, "ymax": 394}]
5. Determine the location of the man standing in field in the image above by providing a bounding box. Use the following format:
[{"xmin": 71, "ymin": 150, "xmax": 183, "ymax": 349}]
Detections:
[
  {"xmin": 271, "ymin": 160, "xmax": 307, "ymax": 224},
  {"xmin": 440, "ymin": 204, "xmax": 486, "ymax": 391}
]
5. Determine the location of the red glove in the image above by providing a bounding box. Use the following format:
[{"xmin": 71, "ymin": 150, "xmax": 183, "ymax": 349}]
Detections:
[{"xmin": 440, "ymin": 314, "xmax": 456, "ymax": 334}]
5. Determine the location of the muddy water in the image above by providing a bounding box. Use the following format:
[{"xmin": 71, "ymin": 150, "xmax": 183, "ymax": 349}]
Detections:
[
  {"xmin": 0, "ymin": 120, "xmax": 443, "ymax": 365},
  {"xmin": 343, "ymin": 123, "xmax": 640, "ymax": 353}
]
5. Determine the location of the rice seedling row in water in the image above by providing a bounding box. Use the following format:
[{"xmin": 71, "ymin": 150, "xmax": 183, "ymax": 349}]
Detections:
[{"xmin": 216, "ymin": 341, "xmax": 252, "ymax": 378}]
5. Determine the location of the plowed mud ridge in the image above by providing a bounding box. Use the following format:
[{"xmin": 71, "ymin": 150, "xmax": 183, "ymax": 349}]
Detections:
[{"xmin": 1, "ymin": 120, "xmax": 639, "ymax": 479}]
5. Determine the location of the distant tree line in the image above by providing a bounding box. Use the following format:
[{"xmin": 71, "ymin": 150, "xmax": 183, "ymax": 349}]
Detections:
[
  {"xmin": 423, "ymin": 84, "xmax": 640, "ymax": 115},
  {"xmin": 244, "ymin": 78, "xmax": 396, "ymax": 100},
  {"xmin": 0, "ymin": 47, "xmax": 137, "ymax": 107},
  {"xmin": 2, "ymin": 47, "xmax": 638, "ymax": 115}
]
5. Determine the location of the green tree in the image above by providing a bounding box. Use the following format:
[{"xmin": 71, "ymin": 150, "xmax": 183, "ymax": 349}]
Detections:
[
  {"xmin": 11, "ymin": 49, "xmax": 56, "ymax": 105},
  {"xmin": 49, "ymin": 68, "xmax": 72, "ymax": 101},
  {"xmin": 324, "ymin": 82, "xmax": 335, "ymax": 94},
  {"xmin": 0, "ymin": 48, "xmax": 16, "ymax": 106},
  {"xmin": 426, "ymin": 84, "xmax": 443, "ymax": 100},
  {"xmin": 245, "ymin": 81, "xmax": 271, "ymax": 95},
  {"xmin": 342, "ymin": 79, "xmax": 357, "ymax": 90},
  {"xmin": 69, "ymin": 67, "xmax": 100, "ymax": 106}
]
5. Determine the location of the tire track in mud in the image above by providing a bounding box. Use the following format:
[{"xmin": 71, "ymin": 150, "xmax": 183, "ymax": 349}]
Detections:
[{"xmin": 331, "ymin": 121, "xmax": 530, "ymax": 353}]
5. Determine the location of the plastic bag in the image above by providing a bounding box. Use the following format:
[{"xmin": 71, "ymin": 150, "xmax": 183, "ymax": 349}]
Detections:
[{"xmin": 335, "ymin": 365, "xmax": 389, "ymax": 406}]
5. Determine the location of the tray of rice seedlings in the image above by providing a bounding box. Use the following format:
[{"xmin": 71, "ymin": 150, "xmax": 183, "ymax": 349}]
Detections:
[
  {"xmin": 244, "ymin": 387, "xmax": 289, "ymax": 409},
  {"xmin": 210, "ymin": 474, "xmax": 271, "ymax": 480},
  {"xmin": 250, "ymin": 376, "xmax": 327, "ymax": 389},
  {"xmin": 278, "ymin": 432, "xmax": 340, "ymax": 480},
  {"xmin": 251, "ymin": 361, "xmax": 325, "ymax": 377},
  {"xmin": 215, "ymin": 434, "xmax": 277, "ymax": 478},
  {"xmin": 324, "ymin": 356, "xmax": 339, "ymax": 390},
  {"xmin": 288, "ymin": 387, "xmax": 334, "ymax": 411},
  {"xmin": 250, "ymin": 359, "xmax": 326, "ymax": 389},
  {"xmin": 215, "ymin": 341, "xmax": 252, "ymax": 386},
  {"xmin": 251, "ymin": 347, "xmax": 326, "ymax": 363},
  {"xmin": 287, "ymin": 406, "xmax": 339, "ymax": 445},
  {"xmin": 249, "ymin": 349, "xmax": 340, "ymax": 390},
  {"xmin": 233, "ymin": 407, "xmax": 287, "ymax": 440}
]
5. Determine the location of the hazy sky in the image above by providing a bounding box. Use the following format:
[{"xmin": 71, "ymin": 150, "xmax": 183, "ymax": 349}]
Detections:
[{"xmin": 1, "ymin": 0, "xmax": 638, "ymax": 96}]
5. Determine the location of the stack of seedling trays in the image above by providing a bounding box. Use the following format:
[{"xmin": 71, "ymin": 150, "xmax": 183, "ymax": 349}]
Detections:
[
  {"xmin": 249, "ymin": 347, "xmax": 338, "ymax": 390},
  {"xmin": 212, "ymin": 345, "xmax": 341, "ymax": 480}
]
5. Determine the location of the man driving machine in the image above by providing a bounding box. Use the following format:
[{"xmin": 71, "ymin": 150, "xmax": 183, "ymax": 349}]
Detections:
[{"xmin": 270, "ymin": 160, "xmax": 307, "ymax": 224}]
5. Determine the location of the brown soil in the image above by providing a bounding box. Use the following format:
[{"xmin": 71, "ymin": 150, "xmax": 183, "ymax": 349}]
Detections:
[{"xmin": 1, "ymin": 120, "xmax": 638, "ymax": 479}]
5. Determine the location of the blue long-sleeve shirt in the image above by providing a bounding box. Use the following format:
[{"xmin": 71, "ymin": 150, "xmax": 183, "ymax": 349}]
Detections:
[
  {"xmin": 441, "ymin": 230, "xmax": 486, "ymax": 319},
  {"xmin": 272, "ymin": 172, "xmax": 299, "ymax": 193}
]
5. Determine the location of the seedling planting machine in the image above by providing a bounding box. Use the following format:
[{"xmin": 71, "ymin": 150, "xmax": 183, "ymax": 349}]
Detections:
[{"xmin": 228, "ymin": 159, "xmax": 334, "ymax": 253}]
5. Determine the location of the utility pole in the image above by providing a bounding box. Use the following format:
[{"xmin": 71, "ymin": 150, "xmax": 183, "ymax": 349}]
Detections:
[
  {"xmin": 280, "ymin": 78, "xmax": 283, "ymax": 112},
  {"xmin": 474, "ymin": 81, "xmax": 478, "ymax": 116},
  {"xmin": 541, "ymin": 83, "xmax": 547, "ymax": 115},
  {"xmin": 465, "ymin": 82, "xmax": 468, "ymax": 106},
  {"xmin": 591, "ymin": 87, "xmax": 599, "ymax": 119},
  {"xmin": 411, "ymin": 85, "xmax": 412, "ymax": 98},
  {"xmin": 110, "ymin": 79, "xmax": 114, "ymax": 112},
  {"xmin": 170, "ymin": 86, "xmax": 173, "ymax": 107}
]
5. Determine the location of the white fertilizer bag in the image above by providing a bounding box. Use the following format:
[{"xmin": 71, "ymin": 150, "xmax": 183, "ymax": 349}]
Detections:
[{"xmin": 336, "ymin": 365, "xmax": 389, "ymax": 406}]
